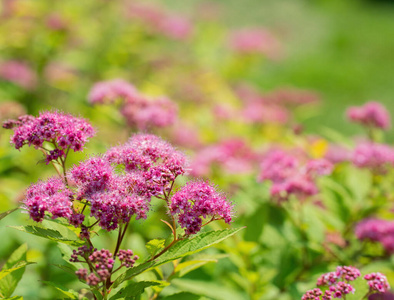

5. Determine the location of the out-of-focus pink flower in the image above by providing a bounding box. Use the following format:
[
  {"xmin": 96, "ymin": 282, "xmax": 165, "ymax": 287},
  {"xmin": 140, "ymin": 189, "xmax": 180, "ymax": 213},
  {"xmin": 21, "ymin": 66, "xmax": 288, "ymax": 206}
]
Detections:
[
  {"xmin": 126, "ymin": 2, "xmax": 193, "ymax": 40},
  {"xmin": 347, "ymin": 101, "xmax": 390, "ymax": 130},
  {"xmin": 121, "ymin": 95, "xmax": 178, "ymax": 130},
  {"xmin": 324, "ymin": 144, "xmax": 352, "ymax": 164},
  {"xmin": 45, "ymin": 13, "xmax": 68, "ymax": 31},
  {"xmin": 229, "ymin": 28, "xmax": 282, "ymax": 59},
  {"xmin": 88, "ymin": 79, "xmax": 138, "ymax": 104},
  {"xmin": 355, "ymin": 218, "xmax": 394, "ymax": 254},
  {"xmin": 242, "ymin": 102, "xmax": 289, "ymax": 125},
  {"xmin": 190, "ymin": 139, "xmax": 256, "ymax": 177},
  {"xmin": 352, "ymin": 142, "xmax": 394, "ymax": 174},
  {"xmin": 171, "ymin": 124, "xmax": 202, "ymax": 149},
  {"xmin": 212, "ymin": 104, "xmax": 237, "ymax": 121},
  {"xmin": 0, "ymin": 60, "xmax": 37, "ymax": 90},
  {"xmin": 258, "ymin": 149, "xmax": 332, "ymax": 203}
]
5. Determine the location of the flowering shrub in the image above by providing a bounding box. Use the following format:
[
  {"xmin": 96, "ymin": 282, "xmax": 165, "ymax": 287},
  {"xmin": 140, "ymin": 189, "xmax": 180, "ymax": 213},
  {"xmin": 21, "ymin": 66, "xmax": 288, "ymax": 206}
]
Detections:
[{"xmin": 2, "ymin": 112, "xmax": 239, "ymax": 299}]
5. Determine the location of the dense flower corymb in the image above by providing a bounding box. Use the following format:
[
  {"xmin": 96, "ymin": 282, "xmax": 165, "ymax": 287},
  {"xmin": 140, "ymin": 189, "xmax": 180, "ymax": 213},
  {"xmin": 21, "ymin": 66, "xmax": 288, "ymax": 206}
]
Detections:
[
  {"xmin": 364, "ymin": 273, "xmax": 390, "ymax": 293},
  {"xmin": 4, "ymin": 111, "xmax": 95, "ymax": 161},
  {"xmin": 169, "ymin": 181, "xmax": 233, "ymax": 235},
  {"xmin": 347, "ymin": 101, "xmax": 390, "ymax": 130},
  {"xmin": 24, "ymin": 177, "xmax": 73, "ymax": 222}
]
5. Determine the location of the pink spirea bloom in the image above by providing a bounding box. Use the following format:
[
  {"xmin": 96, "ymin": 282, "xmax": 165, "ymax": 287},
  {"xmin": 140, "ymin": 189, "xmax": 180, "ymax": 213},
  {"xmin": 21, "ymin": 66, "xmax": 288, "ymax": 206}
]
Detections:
[
  {"xmin": 364, "ymin": 273, "xmax": 390, "ymax": 293},
  {"xmin": 106, "ymin": 134, "xmax": 188, "ymax": 197},
  {"xmin": 190, "ymin": 139, "xmax": 256, "ymax": 177},
  {"xmin": 355, "ymin": 218, "xmax": 394, "ymax": 254},
  {"xmin": 302, "ymin": 288, "xmax": 323, "ymax": 300},
  {"xmin": 229, "ymin": 28, "xmax": 281, "ymax": 59},
  {"xmin": 120, "ymin": 96, "xmax": 178, "ymax": 130},
  {"xmin": 241, "ymin": 101, "xmax": 289, "ymax": 125},
  {"xmin": 169, "ymin": 181, "xmax": 233, "ymax": 235},
  {"xmin": 258, "ymin": 149, "xmax": 332, "ymax": 202},
  {"xmin": 317, "ymin": 266, "xmax": 360, "ymax": 286},
  {"xmin": 88, "ymin": 79, "xmax": 138, "ymax": 104},
  {"xmin": 68, "ymin": 155, "xmax": 150, "ymax": 231},
  {"xmin": 0, "ymin": 60, "xmax": 37, "ymax": 90},
  {"xmin": 267, "ymin": 88, "xmax": 320, "ymax": 106},
  {"xmin": 24, "ymin": 177, "xmax": 73, "ymax": 222},
  {"xmin": 6, "ymin": 111, "xmax": 95, "ymax": 162},
  {"xmin": 328, "ymin": 282, "xmax": 355, "ymax": 298},
  {"xmin": 324, "ymin": 144, "xmax": 352, "ymax": 164},
  {"xmin": 126, "ymin": 2, "xmax": 193, "ymax": 40},
  {"xmin": 352, "ymin": 142, "xmax": 394, "ymax": 173},
  {"xmin": 347, "ymin": 101, "xmax": 390, "ymax": 130}
]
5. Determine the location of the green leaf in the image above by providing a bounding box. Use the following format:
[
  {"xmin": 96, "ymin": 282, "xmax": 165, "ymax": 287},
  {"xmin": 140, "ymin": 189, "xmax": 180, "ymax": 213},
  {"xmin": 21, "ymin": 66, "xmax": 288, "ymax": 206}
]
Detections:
[
  {"xmin": 8, "ymin": 225, "xmax": 84, "ymax": 246},
  {"xmin": 5, "ymin": 296, "xmax": 23, "ymax": 300},
  {"xmin": 51, "ymin": 264, "xmax": 78, "ymax": 276},
  {"xmin": 145, "ymin": 239, "xmax": 165, "ymax": 257},
  {"xmin": 0, "ymin": 244, "xmax": 33, "ymax": 298},
  {"xmin": 172, "ymin": 259, "xmax": 217, "ymax": 278},
  {"xmin": 171, "ymin": 279, "xmax": 245, "ymax": 300},
  {"xmin": 161, "ymin": 292, "xmax": 201, "ymax": 300},
  {"xmin": 112, "ymin": 261, "xmax": 156, "ymax": 289},
  {"xmin": 154, "ymin": 228, "xmax": 244, "ymax": 267},
  {"xmin": 42, "ymin": 281, "xmax": 79, "ymax": 299},
  {"xmin": 0, "ymin": 208, "xmax": 19, "ymax": 221},
  {"xmin": 110, "ymin": 281, "xmax": 165, "ymax": 300}
]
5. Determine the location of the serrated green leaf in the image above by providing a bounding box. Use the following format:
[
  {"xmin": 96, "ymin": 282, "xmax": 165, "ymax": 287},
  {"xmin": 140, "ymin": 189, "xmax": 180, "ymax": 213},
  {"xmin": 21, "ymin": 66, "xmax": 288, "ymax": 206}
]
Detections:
[
  {"xmin": 42, "ymin": 281, "xmax": 79, "ymax": 299},
  {"xmin": 8, "ymin": 225, "xmax": 84, "ymax": 246},
  {"xmin": 154, "ymin": 228, "xmax": 244, "ymax": 267},
  {"xmin": 112, "ymin": 261, "xmax": 156, "ymax": 288},
  {"xmin": 0, "ymin": 244, "xmax": 32, "ymax": 298},
  {"xmin": 110, "ymin": 281, "xmax": 165, "ymax": 300},
  {"xmin": 0, "ymin": 208, "xmax": 19, "ymax": 221},
  {"xmin": 146, "ymin": 239, "xmax": 165, "ymax": 257}
]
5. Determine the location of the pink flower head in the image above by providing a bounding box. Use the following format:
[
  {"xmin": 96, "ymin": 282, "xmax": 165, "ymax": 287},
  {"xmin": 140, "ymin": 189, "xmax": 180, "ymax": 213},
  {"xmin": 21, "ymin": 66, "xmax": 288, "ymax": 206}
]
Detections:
[
  {"xmin": 329, "ymin": 282, "xmax": 355, "ymax": 298},
  {"xmin": 169, "ymin": 181, "xmax": 233, "ymax": 235},
  {"xmin": 317, "ymin": 271, "xmax": 339, "ymax": 286},
  {"xmin": 335, "ymin": 266, "xmax": 361, "ymax": 282},
  {"xmin": 0, "ymin": 60, "xmax": 37, "ymax": 90},
  {"xmin": 306, "ymin": 159, "xmax": 334, "ymax": 176},
  {"xmin": 355, "ymin": 218, "xmax": 390, "ymax": 242},
  {"xmin": 158, "ymin": 14, "xmax": 193, "ymax": 40},
  {"xmin": 364, "ymin": 273, "xmax": 390, "ymax": 293},
  {"xmin": 106, "ymin": 134, "xmax": 188, "ymax": 197},
  {"xmin": 352, "ymin": 142, "xmax": 394, "ymax": 173},
  {"xmin": 88, "ymin": 79, "xmax": 138, "ymax": 104},
  {"xmin": 24, "ymin": 177, "xmax": 73, "ymax": 222},
  {"xmin": 258, "ymin": 149, "xmax": 299, "ymax": 183},
  {"xmin": 301, "ymin": 288, "xmax": 323, "ymax": 300},
  {"xmin": 121, "ymin": 96, "xmax": 178, "ymax": 130},
  {"xmin": 347, "ymin": 101, "xmax": 390, "ymax": 130},
  {"xmin": 190, "ymin": 139, "xmax": 256, "ymax": 177},
  {"xmin": 6, "ymin": 111, "xmax": 95, "ymax": 160},
  {"xmin": 229, "ymin": 28, "xmax": 281, "ymax": 59},
  {"xmin": 267, "ymin": 88, "xmax": 320, "ymax": 106},
  {"xmin": 324, "ymin": 144, "xmax": 352, "ymax": 164}
]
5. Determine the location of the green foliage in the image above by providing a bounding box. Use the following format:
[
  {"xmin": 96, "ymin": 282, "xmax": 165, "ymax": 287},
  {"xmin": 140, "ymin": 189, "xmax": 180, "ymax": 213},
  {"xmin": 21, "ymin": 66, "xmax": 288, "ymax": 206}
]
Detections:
[
  {"xmin": 0, "ymin": 244, "xmax": 33, "ymax": 299},
  {"xmin": 110, "ymin": 281, "xmax": 166, "ymax": 300}
]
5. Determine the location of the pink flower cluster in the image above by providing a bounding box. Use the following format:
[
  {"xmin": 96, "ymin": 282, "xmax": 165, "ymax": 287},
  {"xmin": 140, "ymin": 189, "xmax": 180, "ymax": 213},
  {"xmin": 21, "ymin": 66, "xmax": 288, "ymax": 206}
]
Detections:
[
  {"xmin": 169, "ymin": 181, "xmax": 233, "ymax": 235},
  {"xmin": 4, "ymin": 111, "xmax": 95, "ymax": 163},
  {"xmin": 347, "ymin": 101, "xmax": 390, "ymax": 130},
  {"xmin": 126, "ymin": 2, "xmax": 193, "ymax": 40},
  {"xmin": 0, "ymin": 60, "xmax": 37, "ymax": 90},
  {"xmin": 258, "ymin": 149, "xmax": 333, "ymax": 202},
  {"xmin": 303, "ymin": 266, "xmax": 390, "ymax": 300},
  {"xmin": 355, "ymin": 218, "xmax": 394, "ymax": 254},
  {"xmin": 352, "ymin": 142, "xmax": 394, "ymax": 174},
  {"xmin": 228, "ymin": 28, "xmax": 281, "ymax": 59},
  {"xmin": 365, "ymin": 273, "xmax": 391, "ymax": 293},
  {"xmin": 106, "ymin": 133, "xmax": 188, "ymax": 197},
  {"xmin": 190, "ymin": 139, "xmax": 256, "ymax": 177},
  {"xmin": 73, "ymin": 247, "xmax": 138, "ymax": 286},
  {"xmin": 24, "ymin": 177, "xmax": 73, "ymax": 222},
  {"xmin": 88, "ymin": 79, "xmax": 178, "ymax": 130},
  {"xmin": 316, "ymin": 266, "xmax": 361, "ymax": 286}
]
